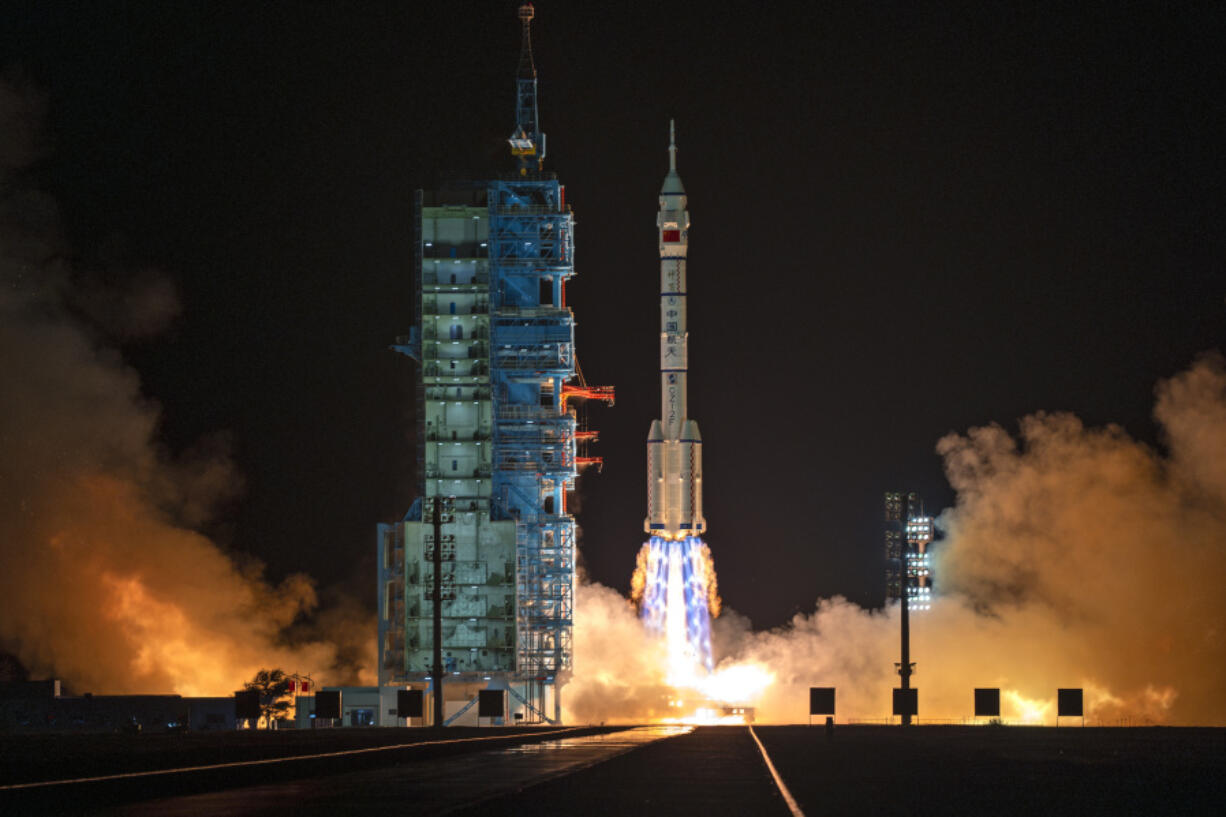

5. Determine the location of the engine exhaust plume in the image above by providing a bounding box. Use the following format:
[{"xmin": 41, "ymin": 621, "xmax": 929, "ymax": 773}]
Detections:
[{"xmin": 568, "ymin": 356, "xmax": 1226, "ymax": 726}]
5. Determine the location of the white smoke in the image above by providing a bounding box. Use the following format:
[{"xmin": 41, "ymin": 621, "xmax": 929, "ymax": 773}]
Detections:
[{"xmin": 566, "ymin": 356, "xmax": 1226, "ymax": 726}]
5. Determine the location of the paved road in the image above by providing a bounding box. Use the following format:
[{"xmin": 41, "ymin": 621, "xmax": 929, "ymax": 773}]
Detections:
[
  {"xmin": 91, "ymin": 726, "xmax": 691, "ymax": 816},
  {"xmin": 461, "ymin": 725, "xmax": 1225, "ymax": 817},
  {"xmin": 453, "ymin": 724, "xmax": 794, "ymax": 817},
  {"xmin": 752, "ymin": 725, "xmax": 1226, "ymax": 817},
  {"xmin": 14, "ymin": 725, "xmax": 1225, "ymax": 816},
  {"xmin": 0, "ymin": 725, "xmax": 580, "ymax": 786}
]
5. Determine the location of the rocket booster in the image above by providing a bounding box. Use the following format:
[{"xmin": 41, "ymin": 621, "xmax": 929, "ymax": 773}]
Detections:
[{"xmin": 646, "ymin": 121, "xmax": 706, "ymax": 539}]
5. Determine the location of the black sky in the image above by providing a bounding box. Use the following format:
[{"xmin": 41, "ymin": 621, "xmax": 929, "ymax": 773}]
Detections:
[{"xmin": 4, "ymin": 1, "xmax": 1223, "ymax": 629}]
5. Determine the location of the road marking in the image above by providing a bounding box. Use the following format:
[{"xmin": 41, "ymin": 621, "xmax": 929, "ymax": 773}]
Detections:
[
  {"xmin": 0, "ymin": 726, "xmax": 592, "ymax": 792},
  {"xmin": 749, "ymin": 725, "xmax": 806, "ymax": 817}
]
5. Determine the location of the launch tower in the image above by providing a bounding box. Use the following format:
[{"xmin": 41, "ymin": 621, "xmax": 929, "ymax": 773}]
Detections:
[{"xmin": 377, "ymin": 3, "xmax": 610, "ymax": 724}]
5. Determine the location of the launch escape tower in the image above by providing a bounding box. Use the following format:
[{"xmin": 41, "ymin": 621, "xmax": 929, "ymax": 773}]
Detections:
[
  {"xmin": 884, "ymin": 491, "xmax": 934, "ymax": 611},
  {"xmin": 377, "ymin": 3, "xmax": 610, "ymax": 724}
]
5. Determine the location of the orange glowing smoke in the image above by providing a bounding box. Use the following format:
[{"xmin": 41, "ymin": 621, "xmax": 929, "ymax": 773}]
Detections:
[
  {"xmin": 565, "ymin": 582, "xmax": 773, "ymax": 725},
  {"xmin": 567, "ymin": 356, "xmax": 1226, "ymax": 726},
  {"xmin": 0, "ymin": 88, "xmax": 374, "ymax": 696},
  {"xmin": 696, "ymin": 541, "xmax": 721, "ymax": 619},
  {"xmin": 629, "ymin": 543, "xmax": 650, "ymax": 609},
  {"xmin": 5, "ymin": 473, "xmax": 373, "ymax": 696}
]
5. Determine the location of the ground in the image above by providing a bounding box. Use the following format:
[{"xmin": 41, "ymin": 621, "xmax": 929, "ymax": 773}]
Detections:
[{"xmin": 3, "ymin": 725, "xmax": 1223, "ymax": 815}]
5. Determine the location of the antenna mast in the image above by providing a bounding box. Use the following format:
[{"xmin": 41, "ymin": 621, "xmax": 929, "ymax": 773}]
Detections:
[{"xmin": 509, "ymin": 3, "xmax": 545, "ymax": 173}]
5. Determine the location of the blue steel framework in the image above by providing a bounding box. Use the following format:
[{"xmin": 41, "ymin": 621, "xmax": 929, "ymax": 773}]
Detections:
[
  {"xmin": 489, "ymin": 176, "xmax": 577, "ymax": 713},
  {"xmin": 377, "ymin": 3, "xmax": 601, "ymax": 724}
]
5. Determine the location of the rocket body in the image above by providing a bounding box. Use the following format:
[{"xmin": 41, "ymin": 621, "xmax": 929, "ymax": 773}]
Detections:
[
  {"xmin": 637, "ymin": 122, "xmax": 717, "ymax": 674},
  {"xmin": 646, "ymin": 124, "xmax": 705, "ymax": 539}
]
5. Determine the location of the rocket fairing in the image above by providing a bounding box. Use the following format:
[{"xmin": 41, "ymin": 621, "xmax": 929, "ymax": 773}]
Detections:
[{"xmin": 645, "ymin": 122, "xmax": 706, "ymax": 539}]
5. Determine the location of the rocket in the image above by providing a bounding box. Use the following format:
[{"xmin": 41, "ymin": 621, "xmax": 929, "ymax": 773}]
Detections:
[
  {"xmin": 637, "ymin": 125, "xmax": 717, "ymax": 672},
  {"xmin": 645, "ymin": 121, "xmax": 706, "ymax": 539}
]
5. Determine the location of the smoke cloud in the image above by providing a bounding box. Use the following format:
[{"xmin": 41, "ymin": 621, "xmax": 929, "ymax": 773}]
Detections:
[
  {"xmin": 566, "ymin": 356, "xmax": 1226, "ymax": 726},
  {"xmin": 563, "ymin": 582, "xmax": 675, "ymax": 724},
  {"xmin": 0, "ymin": 76, "xmax": 374, "ymax": 696}
]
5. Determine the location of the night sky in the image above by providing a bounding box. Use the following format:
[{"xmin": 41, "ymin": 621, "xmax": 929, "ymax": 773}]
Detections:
[{"xmin": 5, "ymin": 1, "xmax": 1223, "ymax": 631}]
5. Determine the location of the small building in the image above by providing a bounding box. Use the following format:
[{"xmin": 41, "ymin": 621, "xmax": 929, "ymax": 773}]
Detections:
[
  {"xmin": 294, "ymin": 687, "xmax": 399, "ymax": 728},
  {"xmin": 186, "ymin": 697, "xmax": 237, "ymax": 731},
  {"xmin": 0, "ymin": 679, "xmax": 190, "ymax": 733},
  {"xmin": 0, "ymin": 679, "xmax": 239, "ymax": 733},
  {"xmin": 293, "ymin": 683, "xmax": 521, "ymax": 728}
]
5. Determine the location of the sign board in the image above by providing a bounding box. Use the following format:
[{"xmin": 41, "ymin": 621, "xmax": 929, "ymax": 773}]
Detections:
[
  {"xmin": 974, "ymin": 688, "xmax": 1001, "ymax": 718},
  {"xmin": 809, "ymin": 687, "xmax": 835, "ymax": 716},
  {"xmin": 892, "ymin": 688, "xmax": 918, "ymax": 717},
  {"xmin": 397, "ymin": 689, "xmax": 424, "ymax": 718},
  {"xmin": 315, "ymin": 690, "xmax": 342, "ymax": 720},
  {"xmin": 234, "ymin": 690, "xmax": 260, "ymax": 721},
  {"xmin": 478, "ymin": 689, "xmax": 505, "ymax": 719},
  {"xmin": 1057, "ymin": 688, "xmax": 1083, "ymax": 717}
]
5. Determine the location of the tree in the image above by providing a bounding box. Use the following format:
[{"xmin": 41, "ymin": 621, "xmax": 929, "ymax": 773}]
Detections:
[{"xmin": 243, "ymin": 668, "xmax": 292, "ymax": 728}]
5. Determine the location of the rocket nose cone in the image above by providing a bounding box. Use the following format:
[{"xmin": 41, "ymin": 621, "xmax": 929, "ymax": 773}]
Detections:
[
  {"xmin": 647, "ymin": 420, "xmax": 664, "ymax": 441},
  {"xmin": 660, "ymin": 171, "xmax": 685, "ymax": 196}
]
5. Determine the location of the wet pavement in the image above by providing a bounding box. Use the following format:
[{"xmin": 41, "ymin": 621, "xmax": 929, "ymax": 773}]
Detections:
[
  {"xmin": 451, "ymin": 725, "xmax": 1226, "ymax": 817},
  {"xmin": 0, "ymin": 725, "xmax": 581, "ymax": 786},
  {"xmin": 17, "ymin": 724, "xmax": 1223, "ymax": 816},
  {"xmin": 90, "ymin": 726, "xmax": 690, "ymax": 816},
  {"xmin": 453, "ymin": 725, "xmax": 794, "ymax": 817},
  {"xmin": 752, "ymin": 725, "xmax": 1226, "ymax": 817}
]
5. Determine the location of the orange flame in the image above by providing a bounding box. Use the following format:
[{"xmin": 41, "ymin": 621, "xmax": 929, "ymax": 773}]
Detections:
[
  {"xmin": 629, "ymin": 542, "xmax": 651, "ymax": 609},
  {"xmin": 697, "ymin": 541, "xmax": 721, "ymax": 618}
]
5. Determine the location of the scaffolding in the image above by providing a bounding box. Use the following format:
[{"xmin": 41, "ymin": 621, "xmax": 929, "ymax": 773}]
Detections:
[{"xmin": 486, "ymin": 177, "xmax": 577, "ymax": 721}]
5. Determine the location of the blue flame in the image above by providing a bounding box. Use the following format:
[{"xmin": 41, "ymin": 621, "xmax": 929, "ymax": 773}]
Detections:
[{"xmin": 639, "ymin": 535, "xmax": 714, "ymax": 672}]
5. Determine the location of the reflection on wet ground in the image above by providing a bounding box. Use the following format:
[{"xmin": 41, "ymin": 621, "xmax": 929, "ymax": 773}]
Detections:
[
  {"xmin": 450, "ymin": 725, "xmax": 791, "ymax": 817},
  {"xmin": 97, "ymin": 726, "xmax": 691, "ymax": 816}
]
